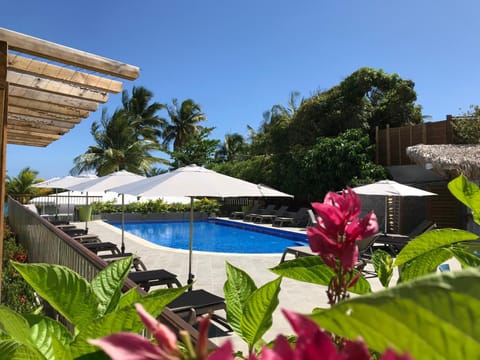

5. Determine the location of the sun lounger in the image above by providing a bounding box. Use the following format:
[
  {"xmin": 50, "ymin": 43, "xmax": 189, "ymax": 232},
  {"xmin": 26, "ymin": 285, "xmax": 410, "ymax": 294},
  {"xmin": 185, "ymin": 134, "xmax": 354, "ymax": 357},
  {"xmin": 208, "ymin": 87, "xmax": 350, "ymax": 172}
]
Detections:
[
  {"xmin": 62, "ymin": 227, "xmax": 88, "ymax": 237},
  {"xmin": 244, "ymin": 204, "xmax": 276, "ymax": 222},
  {"xmin": 167, "ymin": 289, "xmax": 231, "ymax": 331},
  {"xmin": 253, "ymin": 205, "xmax": 289, "ymax": 223},
  {"xmin": 83, "ymin": 241, "xmax": 121, "ymax": 255},
  {"xmin": 375, "ymin": 220, "xmax": 436, "ymax": 254},
  {"xmin": 72, "ymin": 233, "xmax": 101, "ymax": 244},
  {"xmin": 230, "ymin": 204, "xmax": 260, "ymax": 220},
  {"xmin": 279, "ymin": 234, "xmax": 380, "ymax": 270},
  {"xmin": 272, "ymin": 207, "xmax": 310, "ymax": 227},
  {"xmin": 128, "ymin": 269, "xmax": 181, "ymax": 291},
  {"xmin": 99, "ymin": 253, "xmax": 147, "ymax": 271}
]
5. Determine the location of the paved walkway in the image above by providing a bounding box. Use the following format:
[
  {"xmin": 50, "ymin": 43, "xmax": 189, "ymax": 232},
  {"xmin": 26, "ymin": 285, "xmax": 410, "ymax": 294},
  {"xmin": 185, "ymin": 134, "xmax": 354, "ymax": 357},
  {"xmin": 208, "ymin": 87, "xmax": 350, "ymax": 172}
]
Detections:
[{"xmin": 78, "ymin": 219, "xmax": 390, "ymax": 352}]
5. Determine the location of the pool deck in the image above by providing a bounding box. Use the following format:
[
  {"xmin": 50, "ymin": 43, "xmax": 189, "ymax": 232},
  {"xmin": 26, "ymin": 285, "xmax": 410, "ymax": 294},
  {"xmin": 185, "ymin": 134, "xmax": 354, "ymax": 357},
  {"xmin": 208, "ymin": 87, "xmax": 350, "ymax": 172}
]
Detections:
[{"xmin": 77, "ymin": 218, "xmax": 393, "ymax": 352}]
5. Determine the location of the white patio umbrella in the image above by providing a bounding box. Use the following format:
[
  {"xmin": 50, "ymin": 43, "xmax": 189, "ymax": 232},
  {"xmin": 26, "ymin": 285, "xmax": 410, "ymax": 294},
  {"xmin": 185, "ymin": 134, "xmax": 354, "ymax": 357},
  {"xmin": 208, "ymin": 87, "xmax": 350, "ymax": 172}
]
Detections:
[
  {"xmin": 33, "ymin": 174, "xmax": 97, "ymax": 220},
  {"xmin": 67, "ymin": 170, "xmax": 145, "ymax": 252},
  {"xmin": 352, "ymin": 180, "xmax": 437, "ymax": 233},
  {"xmin": 110, "ymin": 164, "xmax": 293, "ymax": 286}
]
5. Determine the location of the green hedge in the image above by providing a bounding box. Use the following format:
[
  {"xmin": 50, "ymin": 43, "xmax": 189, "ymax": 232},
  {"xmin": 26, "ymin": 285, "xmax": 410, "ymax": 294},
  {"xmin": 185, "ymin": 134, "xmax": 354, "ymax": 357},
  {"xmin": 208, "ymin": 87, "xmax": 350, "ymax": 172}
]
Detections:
[{"xmin": 90, "ymin": 198, "xmax": 221, "ymax": 215}]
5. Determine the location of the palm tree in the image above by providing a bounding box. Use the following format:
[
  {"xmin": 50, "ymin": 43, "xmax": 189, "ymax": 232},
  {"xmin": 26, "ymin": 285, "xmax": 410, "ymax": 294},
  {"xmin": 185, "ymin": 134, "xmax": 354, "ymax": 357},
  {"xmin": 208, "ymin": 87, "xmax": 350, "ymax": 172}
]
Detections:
[
  {"xmin": 162, "ymin": 98, "xmax": 206, "ymax": 150},
  {"xmin": 6, "ymin": 167, "xmax": 44, "ymax": 203},
  {"xmin": 121, "ymin": 86, "xmax": 166, "ymax": 141},
  {"xmin": 215, "ymin": 133, "xmax": 246, "ymax": 162},
  {"xmin": 70, "ymin": 109, "xmax": 168, "ymax": 176}
]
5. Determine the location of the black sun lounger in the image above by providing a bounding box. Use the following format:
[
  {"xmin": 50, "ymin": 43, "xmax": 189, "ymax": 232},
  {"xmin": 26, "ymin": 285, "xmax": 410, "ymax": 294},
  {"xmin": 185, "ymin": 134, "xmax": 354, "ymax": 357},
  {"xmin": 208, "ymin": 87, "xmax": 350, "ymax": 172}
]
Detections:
[
  {"xmin": 167, "ymin": 289, "xmax": 231, "ymax": 331},
  {"xmin": 128, "ymin": 269, "xmax": 181, "ymax": 291},
  {"xmin": 99, "ymin": 253, "xmax": 147, "ymax": 271},
  {"xmin": 83, "ymin": 241, "xmax": 121, "ymax": 255}
]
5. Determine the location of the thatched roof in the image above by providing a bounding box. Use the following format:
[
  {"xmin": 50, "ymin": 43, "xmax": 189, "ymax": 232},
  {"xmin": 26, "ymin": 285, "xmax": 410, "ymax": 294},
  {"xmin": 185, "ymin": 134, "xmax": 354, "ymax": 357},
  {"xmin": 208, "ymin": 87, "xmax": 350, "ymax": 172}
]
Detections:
[{"xmin": 406, "ymin": 144, "xmax": 480, "ymax": 180}]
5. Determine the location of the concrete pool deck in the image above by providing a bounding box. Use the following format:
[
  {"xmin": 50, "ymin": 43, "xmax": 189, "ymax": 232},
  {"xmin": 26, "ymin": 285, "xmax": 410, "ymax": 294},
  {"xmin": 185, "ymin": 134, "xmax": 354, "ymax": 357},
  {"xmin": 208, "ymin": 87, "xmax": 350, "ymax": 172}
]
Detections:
[{"xmin": 77, "ymin": 218, "xmax": 393, "ymax": 352}]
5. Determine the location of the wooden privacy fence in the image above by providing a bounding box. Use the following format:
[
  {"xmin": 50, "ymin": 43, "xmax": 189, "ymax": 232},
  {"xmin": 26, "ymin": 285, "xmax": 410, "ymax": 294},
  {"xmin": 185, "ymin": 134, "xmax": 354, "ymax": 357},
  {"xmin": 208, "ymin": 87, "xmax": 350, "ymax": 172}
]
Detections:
[
  {"xmin": 6, "ymin": 197, "xmax": 203, "ymax": 343},
  {"xmin": 376, "ymin": 116, "xmax": 454, "ymax": 166}
]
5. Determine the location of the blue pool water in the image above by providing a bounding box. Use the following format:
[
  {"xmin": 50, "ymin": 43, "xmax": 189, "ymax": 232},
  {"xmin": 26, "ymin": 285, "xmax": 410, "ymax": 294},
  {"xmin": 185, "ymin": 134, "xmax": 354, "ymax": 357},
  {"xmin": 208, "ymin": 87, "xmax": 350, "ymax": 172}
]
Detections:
[{"xmin": 109, "ymin": 219, "xmax": 308, "ymax": 254}]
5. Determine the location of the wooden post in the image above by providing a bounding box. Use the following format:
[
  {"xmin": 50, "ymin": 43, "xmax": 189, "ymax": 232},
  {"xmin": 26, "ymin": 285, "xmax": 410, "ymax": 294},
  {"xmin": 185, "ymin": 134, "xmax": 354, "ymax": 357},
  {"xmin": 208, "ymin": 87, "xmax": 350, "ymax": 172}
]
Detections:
[
  {"xmin": 0, "ymin": 41, "xmax": 8, "ymax": 301},
  {"xmin": 375, "ymin": 126, "xmax": 379, "ymax": 164},
  {"xmin": 386, "ymin": 124, "xmax": 391, "ymax": 166}
]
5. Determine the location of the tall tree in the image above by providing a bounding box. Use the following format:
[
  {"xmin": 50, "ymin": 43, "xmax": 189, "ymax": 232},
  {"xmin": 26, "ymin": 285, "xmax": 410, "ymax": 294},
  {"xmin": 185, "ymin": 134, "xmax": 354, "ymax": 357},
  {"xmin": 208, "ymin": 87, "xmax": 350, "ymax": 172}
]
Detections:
[
  {"xmin": 290, "ymin": 67, "xmax": 423, "ymax": 146},
  {"xmin": 6, "ymin": 167, "xmax": 44, "ymax": 203},
  {"xmin": 70, "ymin": 109, "xmax": 167, "ymax": 176},
  {"xmin": 249, "ymin": 92, "xmax": 304, "ymax": 156},
  {"xmin": 121, "ymin": 86, "xmax": 166, "ymax": 141},
  {"xmin": 162, "ymin": 98, "xmax": 207, "ymax": 150},
  {"xmin": 169, "ymin": 127, "xmax": 219, "ymax": 168},
  {"xmin": 215, "ymin": 133, "xmax": 246, "ymax": 162}
]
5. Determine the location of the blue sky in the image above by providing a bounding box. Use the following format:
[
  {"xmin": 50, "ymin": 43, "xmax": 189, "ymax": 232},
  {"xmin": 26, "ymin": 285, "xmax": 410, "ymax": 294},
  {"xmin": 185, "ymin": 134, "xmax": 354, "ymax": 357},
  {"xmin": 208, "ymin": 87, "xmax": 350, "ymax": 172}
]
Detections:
[{"xmin": 2, "ymin": 0, "xmax": 479, "ymax": 179}]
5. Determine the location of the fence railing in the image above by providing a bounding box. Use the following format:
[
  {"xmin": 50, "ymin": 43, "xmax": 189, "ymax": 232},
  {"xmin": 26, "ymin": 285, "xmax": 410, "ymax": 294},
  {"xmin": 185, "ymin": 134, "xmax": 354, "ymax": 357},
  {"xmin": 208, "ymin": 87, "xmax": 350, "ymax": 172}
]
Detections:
[
  {"xmin": 6, "ymin": 197, "xmax": 203, "ymax": 343},
  {"xmin": 375, "ymin": 116, "xmax": 454, "ymax": 166}
]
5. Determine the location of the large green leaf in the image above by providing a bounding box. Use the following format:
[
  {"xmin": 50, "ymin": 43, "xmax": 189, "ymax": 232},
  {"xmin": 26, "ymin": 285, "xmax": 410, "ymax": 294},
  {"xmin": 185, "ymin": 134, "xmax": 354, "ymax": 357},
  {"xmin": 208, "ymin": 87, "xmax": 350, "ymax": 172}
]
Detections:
[
  {"xmin": 448, "ymin": 174, "xmax": 480, "ymax": 224},
  {"xmin": 91, "ymin": 256, "xmax": 133, "ymax": 316},
  {"xmin": 71, "ymin": 286, "xmax": 187, "ymax": 358},
  {"xmin": 395, "ymin": 228, "xmax": 478, "ymax": 267},
  {"xmin": 224, "ymin": 262, "xmax": 257, "ymax": 336},
  {"xmin": 372, "ymin": 249, "xmax": 394, "ymax": 288},
  {"xmin": 24, "ymin": 314, "xmax": 73, "ymax": 360},
  {"xmin": 0, "ymin": 340, "xmax": 43, "ymax": 360},
  {"xmin": 270, "ymin": 256, "xmax": 371, "ymax": 294},
  {"xmin": 0, "ymin": 305, "xmax": 32, "ymax": 343},
  {"xmin": 240, "ymin": 277, "xmax": 281, "ymax": 349},
  {"xmin": 398, "ymin": 247, "xmax": 454, "ymax": 283},
  {"xmin": 310, "ymin": 267, "xmax": 480, "ymax": 359},
  {"xmin": 117, "ymin": 287, "xmax": 143, "ymax": 309},
  {"xmin": 12, "ymin": 262, "xmax": 99, "ymax": 329},
  {"xmin": 450, "ymin": 245, "xmax": 480, "ymax": 267}
]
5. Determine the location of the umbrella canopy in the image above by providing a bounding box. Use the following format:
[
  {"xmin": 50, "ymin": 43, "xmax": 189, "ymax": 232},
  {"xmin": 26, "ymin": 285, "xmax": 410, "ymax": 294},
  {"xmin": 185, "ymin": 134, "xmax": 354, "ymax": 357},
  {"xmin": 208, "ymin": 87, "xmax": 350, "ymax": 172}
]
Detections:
[
  {"xmin": 32, "ymin": 176, "xmax": 61, "ymax": 188},
  {"xmin": 66, "ymin": 170, "xmax": 145, "ymax": 193},
  {"xmin": 110, "ymin": 165, "xmax": 293, "ymax": 198},
  {"xmin": 110, "ymin": 164, "xmax": 293, "ymax": 286},
  {"xmin": 32, "ymin": 175, "xmax": 98, "ymax": 220},
  {"xmin": 352, "ymin": 180, "xmax": 437, "ymax": 197},
  {"xmin": 66, "ymin": 170, "xmax": 146, "ymax": 252},
  {"xmin": 32, "ymin": 174, "xmax": 98, "ymax": 189},
  {"xmin": 352, "ymin": 180, "xmax": 437, "ymax": 233}
]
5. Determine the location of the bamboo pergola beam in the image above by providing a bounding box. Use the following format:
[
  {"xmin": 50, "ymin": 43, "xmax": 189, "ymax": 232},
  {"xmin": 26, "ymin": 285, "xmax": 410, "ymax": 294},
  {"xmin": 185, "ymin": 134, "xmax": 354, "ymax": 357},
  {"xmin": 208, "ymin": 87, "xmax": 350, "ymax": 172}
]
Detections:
[
  {"xmin": 0, "ymin": 28, "xmax": 139, "ymax": 80},
  {"xmin": 7, "ymin": 72, "xmax": 109, "ymax": 103},
  {"xmin": 9, "ymin": 85, "xmax": 99, "ymax": 111},
  {"xmin": 8, "ymin": 53, "xmax": 123, "ymax": 93},
  {"xmin": 9, "ymin": 96, "xmax": 89, "ymax": 118}
]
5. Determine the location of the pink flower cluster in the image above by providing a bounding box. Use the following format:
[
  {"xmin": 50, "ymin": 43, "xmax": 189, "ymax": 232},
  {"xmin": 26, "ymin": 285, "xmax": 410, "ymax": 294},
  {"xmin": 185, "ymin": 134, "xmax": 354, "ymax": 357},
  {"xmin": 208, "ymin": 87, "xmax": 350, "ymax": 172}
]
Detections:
[
  {"xmin": 307, "ymin": 188, "xmax": 378, "ymax": 272},
  {"xmin": 90, "ymin": 304, "xmax": 411, "ymax": 359}
]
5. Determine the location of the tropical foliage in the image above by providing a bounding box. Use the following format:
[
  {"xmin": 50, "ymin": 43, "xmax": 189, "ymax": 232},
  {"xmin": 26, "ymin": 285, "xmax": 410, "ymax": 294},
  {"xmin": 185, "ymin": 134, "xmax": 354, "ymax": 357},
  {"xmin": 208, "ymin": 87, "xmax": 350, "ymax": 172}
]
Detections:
[
  {"xmin": 90, "ymin": 198, "xmax": 220, "ymax": 215},
  {"xmin": 451, "ymin": 105, "xmax": 480, "ymax": 144},
  {"xmin": 0, "ymin": 256, "xmax": 187, "ymax": 359},
  {"xmin": 6, "ymin": 167, "xmax": 48, "ymax": 204},
  {"xmin": 1, "ymin": 227, "xmax": 36, "ymax": 313},
  {"xmin": 162, "ymin": 98, "xmax": 207, "ymax": 151},
  {"xmin": 70, "ymin": 87, "xmax": 168, "ymax": 176}
]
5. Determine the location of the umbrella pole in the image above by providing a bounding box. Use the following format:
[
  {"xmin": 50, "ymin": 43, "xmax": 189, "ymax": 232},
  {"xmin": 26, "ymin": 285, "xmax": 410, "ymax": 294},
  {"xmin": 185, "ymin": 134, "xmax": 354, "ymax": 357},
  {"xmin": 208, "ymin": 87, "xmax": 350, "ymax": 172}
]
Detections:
[
  {"xmin": 384, "ymin": 196, "xmax": 390, "ymax": 234},
  {"xmin": 85, "ymin": 192, "xmax": 89, "ymax": 234},
  {"xmin": 121, "ymin": 193, "xmax": 125, "ymax": 254},
  {"xmin": 55, "ymin": 188, "xmax": 58, "ymax": 220},
  {"xmin": 67, "ymin": 191, "xmax": 71, "ymax": 223},
  {"xmin": 187, "ymin": 197, "xmax": 194, "ymax": 290}
]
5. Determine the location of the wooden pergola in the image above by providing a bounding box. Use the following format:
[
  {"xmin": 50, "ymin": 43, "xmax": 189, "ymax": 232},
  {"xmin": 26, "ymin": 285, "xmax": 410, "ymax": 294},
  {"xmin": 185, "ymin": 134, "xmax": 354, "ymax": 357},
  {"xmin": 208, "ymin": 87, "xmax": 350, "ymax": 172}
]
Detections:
[{"xmin": 0, "ymin": 28, "xmax": 139, "ymax": 298}]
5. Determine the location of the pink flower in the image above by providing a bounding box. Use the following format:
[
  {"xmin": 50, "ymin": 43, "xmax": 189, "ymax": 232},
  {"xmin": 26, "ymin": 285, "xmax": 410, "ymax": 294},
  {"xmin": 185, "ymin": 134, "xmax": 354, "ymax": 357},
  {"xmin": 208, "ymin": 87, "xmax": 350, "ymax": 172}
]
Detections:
[
  {"xmin": 256, "ymin": 310, "xmax": 412, "ymax": 360},
  {"xmin": 307, "ymin": 188, "xmax": 378, "ymax": 271},
  {"xmin": 89, "ymin": 303, "xmax": 234, "ymax": 360}
]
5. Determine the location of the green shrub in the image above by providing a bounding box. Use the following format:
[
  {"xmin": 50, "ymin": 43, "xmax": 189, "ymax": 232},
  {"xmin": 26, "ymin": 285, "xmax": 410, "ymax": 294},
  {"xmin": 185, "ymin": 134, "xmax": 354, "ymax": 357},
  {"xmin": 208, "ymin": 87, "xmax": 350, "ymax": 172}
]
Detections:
[{"xmin": 1, "ymin": 227, "xmax": 37, "ymax": 313}]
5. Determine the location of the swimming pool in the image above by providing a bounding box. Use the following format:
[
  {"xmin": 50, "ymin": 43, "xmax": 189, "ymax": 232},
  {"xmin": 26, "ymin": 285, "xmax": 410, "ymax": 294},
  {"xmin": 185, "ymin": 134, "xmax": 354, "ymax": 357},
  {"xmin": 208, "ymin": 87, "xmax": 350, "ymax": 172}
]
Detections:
[{"xmin": 109, "ymin": 219, "xmax": 308, "ymax": 254}]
